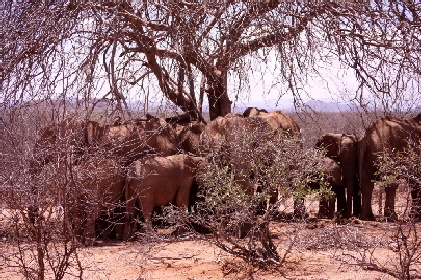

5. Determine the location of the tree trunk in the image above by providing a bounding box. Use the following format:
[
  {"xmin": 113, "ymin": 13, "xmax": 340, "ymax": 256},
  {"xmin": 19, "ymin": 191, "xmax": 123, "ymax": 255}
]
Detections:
[{"xmin": 206, "ymin": 71, "xmax": 231, "ymax": 121}]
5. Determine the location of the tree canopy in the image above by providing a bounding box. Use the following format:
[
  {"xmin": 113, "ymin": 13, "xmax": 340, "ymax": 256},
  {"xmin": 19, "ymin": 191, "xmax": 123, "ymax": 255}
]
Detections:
[{"xmin": 3, "ymin": 1, "xmax": 421, "ymax": 120}]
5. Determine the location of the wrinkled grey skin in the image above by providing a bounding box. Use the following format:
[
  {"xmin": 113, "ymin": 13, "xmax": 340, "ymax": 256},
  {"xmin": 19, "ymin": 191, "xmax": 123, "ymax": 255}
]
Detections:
[
  {"xmin": 316, "ymin": 133, "xmax": 359, "ymax": 218},
  {"xmin": 69, "ymin": 157, "xmax": 125, "ymax": 246},
  {"xmin": 102, "ymin": 116, "xmax": 178, "ymax": 167},
  {"xmin": 359, "ymin": 115, "xmax": 421, "ymax": 220},
  {"xmin": 177, "ymin": 121, "xmax": 206, "ymax": 155},
  {"xmin": 310, "ymin": 157, "xmax": 345, "ymax": 219},
  {"xmin": 243, "ymin": 107, "xmax": 301, "ymax": 137},
  {"xmin": 124, "ymin": 154, "xmax": 204, "ymax": 239}
]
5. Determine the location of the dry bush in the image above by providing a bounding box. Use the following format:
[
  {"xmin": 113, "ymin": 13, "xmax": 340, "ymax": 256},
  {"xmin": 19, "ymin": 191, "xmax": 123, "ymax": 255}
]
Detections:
[
  {"xmin": 303, "ymin": 140, "xmax": 421, "ymax": 280},
  {"xmin": 1, "ymin": 106, "xmax": 125, "ymax": 279},
  {"xmin": 166, "ymin": 123, "xmax": 335, "ymax": 276}
]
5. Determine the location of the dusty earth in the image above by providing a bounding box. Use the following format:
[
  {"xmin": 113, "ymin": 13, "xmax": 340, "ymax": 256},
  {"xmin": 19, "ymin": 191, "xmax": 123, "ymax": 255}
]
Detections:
[
  {"xmin": 2, "ymin": 187, "xmax": 419, "ymax": 280},
  {"xmin": 2, "ymin": 219, "xmax": 415, "ymax": 280}
]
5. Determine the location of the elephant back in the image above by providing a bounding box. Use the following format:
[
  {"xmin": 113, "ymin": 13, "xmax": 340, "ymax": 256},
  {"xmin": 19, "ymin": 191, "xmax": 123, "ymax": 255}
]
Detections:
[
  {"xmin": 260, "ymin": 110, "xmax": 301, "ymax": 136},
  {"xmin": 243, "ymin": 108, "xmax": 301, "ymax": 136},
  {"xmin": 359, "ymin": 115, "xmax": 421, "ymax": 181},
  {"xmin": 32, "ymin": 118, "xmax": 98, "ymax": 172},
  {"xmin": 102, "ymin": 116, "xmax": 178, "ymax": 166},
  {"xmin": 363, "ymin": 116, "xmax": 421, "ymax": 156}
]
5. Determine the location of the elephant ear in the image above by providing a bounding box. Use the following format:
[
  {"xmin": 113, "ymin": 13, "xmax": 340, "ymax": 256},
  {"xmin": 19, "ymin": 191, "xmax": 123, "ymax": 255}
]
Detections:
[{"xmin": 336, "ymin": 134, "xmax": 345, "ymax": 157}]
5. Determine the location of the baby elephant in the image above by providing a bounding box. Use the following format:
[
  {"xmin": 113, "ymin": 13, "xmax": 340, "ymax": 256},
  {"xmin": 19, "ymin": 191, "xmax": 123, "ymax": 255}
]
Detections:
[{"xmin": 124, "ymin": 154, "xmax": 204, "ymax": 239}]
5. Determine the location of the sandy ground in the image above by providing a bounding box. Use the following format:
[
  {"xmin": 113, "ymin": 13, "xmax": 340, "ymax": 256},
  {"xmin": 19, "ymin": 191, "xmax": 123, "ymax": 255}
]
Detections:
[
  {"xmin": 2, "ymin": 186, "xmax": 418, "ymax": 280},
  {"xmin": 2, "ymin": 219, "xmax": 413, "ymax": 280}
]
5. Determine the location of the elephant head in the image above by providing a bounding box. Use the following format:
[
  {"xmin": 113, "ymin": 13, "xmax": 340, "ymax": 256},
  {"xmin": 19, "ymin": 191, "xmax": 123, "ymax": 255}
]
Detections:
[
  {"xmin": 177, "ymin": 121, "xmax": 206, "ymax": 155},
  {"xmin": 243, "ymin": 107, "xmax": 268, "ymax": 117},
  {"xmin": 31, "ymin": 118, "xmax": 107, "ymax": 174},
  {"xmin": 316, "ymin": 133, "xmax": 359, "ymax": 218}
]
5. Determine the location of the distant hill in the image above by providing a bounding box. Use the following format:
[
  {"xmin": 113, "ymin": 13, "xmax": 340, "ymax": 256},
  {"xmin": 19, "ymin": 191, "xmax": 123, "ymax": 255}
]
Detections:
[
  {"xmin": 236, "ymin": 98, "xmax": 357, "ymax": 113},
  {"xmin": 303, "ymin": 100, "xmax": 354, "ymax": 112},
  {"xmin": 233, "ymin": 98, "xmax": 295, "ymax": 113}
]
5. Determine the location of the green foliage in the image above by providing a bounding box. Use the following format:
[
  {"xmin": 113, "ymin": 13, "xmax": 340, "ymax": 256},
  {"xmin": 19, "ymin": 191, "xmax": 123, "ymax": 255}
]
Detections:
[
  {"xmin": 191, "ymin": 123, "xmax": 334, "ymax": 268},
  {"xmin": 375, "ymin": 140, "xmax": 421, "ymax": 189}
]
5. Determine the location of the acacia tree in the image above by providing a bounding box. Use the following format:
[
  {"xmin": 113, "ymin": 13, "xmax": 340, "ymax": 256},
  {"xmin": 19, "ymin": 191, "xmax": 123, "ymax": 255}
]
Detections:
[{"xmin": 3, "ymin": 1, "xmax": 421, "ymax": 121}]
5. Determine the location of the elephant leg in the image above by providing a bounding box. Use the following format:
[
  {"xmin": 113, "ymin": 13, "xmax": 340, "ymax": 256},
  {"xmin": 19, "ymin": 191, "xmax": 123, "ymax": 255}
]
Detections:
[
  {"xmin": 70, "ymin": 197, "xmax": 87, "ymax": 244},
  {"xmin": 411, "ymin": 186, "xmax": 421, "ymax": 219},
  {"xmin": 318, "ymin": 196, "xmax": 330, "ymax": 219},
  {"xmin": 124, "ymin": 193, "xmax": 137, "ymax": 241},
  {"xmin": 294, "ymin": 196, "xmax": 306, "ymax": 220},
  {"xmin": 84, "ymin": 211, "xmax": 97, "ymax": 246},
  {"xmin": 346, "ymin": 185, "xmax": 353, "ymax": 218},
  {"xmin": 353, "ymin": 179, "xmax": 362, "ymax": 217},
  {"xmin": 97, "ymin": 211, "xmax": 112, "ymax": 240},
  {"xmin": 173, "ymin": 181, "xmax": 193, "ymax": 232},
  {"xmin": 114, "ymin": 206, "xmax": 126, "ymax": 240},
  {"xmin": 175, "ymin": 179, "xmax": 193, "ymax": 211},
  {"xmin": 28, "ymin": 205, "xmax": 40, "ymax": 225},
  {"xmin": 141, "ymin": 204, "xmax": 154, "ymax": 233},
  {"xmin": 360, "ymin": 172, "xmax": 376, "ymax": 220},
  {"xmin": 384, "ymin": 184, "xmax": 398, "ymax": 219},
  {"xmin": 334, "ymin": 186, "xmax": 347, "ymax": 218},
  {"xmin": 327, "ymin": 196, "xmax": 336, "ymax": 219}
]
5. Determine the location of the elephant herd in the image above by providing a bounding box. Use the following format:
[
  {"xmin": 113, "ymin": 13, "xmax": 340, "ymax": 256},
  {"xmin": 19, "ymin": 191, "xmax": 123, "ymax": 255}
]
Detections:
[{"xmin": 28, "ymin": 109, "xmax": 421, "ymax": 245}]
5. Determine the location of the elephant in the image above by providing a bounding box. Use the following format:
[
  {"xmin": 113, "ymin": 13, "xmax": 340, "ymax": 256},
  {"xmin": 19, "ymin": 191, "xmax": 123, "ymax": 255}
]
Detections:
[
  {"xmin": 202, "ymin": 113, "xmax": 275, "ymax": 196},
  {"xmin": 68, "ymin": 157, "xmax": 125, "ymax": 245},
  {"xmin": 29, "ymin": 118, "xmax": 108, "ymax": 224},
  {"xmin": 30, "ymin": 118, "xmax": 107, "ymax": 174},
  {"xmin": 29, "ymin": 115, "xmax": 178, "ymax": 225},
  {"xmin": 278, "ymin": 155, "xmax": 346, "ymax": 220},
  {"xmin": 33, "ymin": 115, "xmax": 178, "ymax": 168},
  {"xmin": 308, "ymin": 157, "xmax": 346, "ymax": 219},
  {"xmin": 124, "ymin": 154, "xmax": 204, "ymax": 238},
  {"xmin": 201, "ymin": 111, "xmax": 301, "ymax": 204},
  {"xmin": 316, "ymin": 133, "xmax": 359, "ymax": 218},
  {"xmin": 177, "ymin": 121, "xmax": 206, "ymax": 155},
  {"xmin": 243, "ymin": 107, "xmax": 301, "ymax": 137},
  {"xmin": 359, "ymin": 115, "xmax": 421, "ymax": 220},
  {"xmin": 102, "ymin": 116, "xmax": 178, "ymax": 166}
]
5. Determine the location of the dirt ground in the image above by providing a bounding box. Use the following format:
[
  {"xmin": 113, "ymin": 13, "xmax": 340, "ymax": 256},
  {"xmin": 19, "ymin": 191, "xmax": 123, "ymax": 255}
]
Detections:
[
  {"xmin": 2, "ymin": 219, "xmax": 414, "ymax": 280},
  {"xmin": 2, "ymin": 187, "xmax": 418, "ymax": 280}
]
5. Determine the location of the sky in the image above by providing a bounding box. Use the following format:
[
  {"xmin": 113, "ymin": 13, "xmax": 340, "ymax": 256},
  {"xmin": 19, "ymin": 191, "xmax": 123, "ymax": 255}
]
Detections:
[{"xmin": 230, "ymin": 58, "xmax": 360, "ymax": 112}]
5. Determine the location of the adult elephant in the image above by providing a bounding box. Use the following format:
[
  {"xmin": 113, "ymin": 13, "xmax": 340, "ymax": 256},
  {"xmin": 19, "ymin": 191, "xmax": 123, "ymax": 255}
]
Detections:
[
  {"xmin": 102, "ymin": 115, "xmax": 178, "ymax": 166},
  {"xmin": 68, "ymin": 157, "xmax": 126, "ymax": 245},
  {"xmin": 30, "ymin": 118, "xmax": 107, "ymax": 174},
  {"xmin": 202, "ymin": 111, "xmax": 301, "ymax": 200},
  {"xmin": 29, "ymin": 118, "xmax": 108, "ymax": 224},
  {"xmin": 124, "ymin": 154, "xmax": 204, "ymax": 238},
  {"xmin": 202, "ymin": 113, "xmax": 275, "ymax": 196},
  {"xmin": 359, "ymin": 115, "xmax": 421, "ymax": 220},
  {"xmin": 316, "ymin": 133, "xmax": 359, "ymax": 218},
  {"xmin": 243, "ymin": 107, "xmax": 301, "ymax": 136}
]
